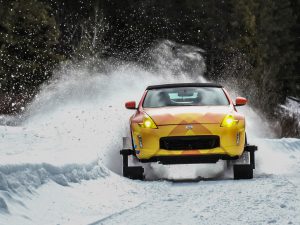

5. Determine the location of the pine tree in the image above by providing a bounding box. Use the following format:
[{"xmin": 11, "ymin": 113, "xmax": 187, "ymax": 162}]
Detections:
[
  {"xmin": 0, "ymin": 0, "xmax": 63, "ymax": 112},
  {"xmin": 227, "ymin": 0, "xmax": 297, "ymax": 115}
]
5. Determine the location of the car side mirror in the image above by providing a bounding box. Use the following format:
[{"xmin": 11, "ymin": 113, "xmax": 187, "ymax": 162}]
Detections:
[
  {"xmin": 125, "ymin": 101, "xmax": 137, "ymax": 109},
  {"xmin": 235, "ymin": 97, "xmax": 247, "ymax": 106}
]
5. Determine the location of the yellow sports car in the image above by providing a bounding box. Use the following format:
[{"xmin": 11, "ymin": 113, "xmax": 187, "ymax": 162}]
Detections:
[{"xmin": 121, "ymin": 83, "xmax": 257, "ymax": 180}]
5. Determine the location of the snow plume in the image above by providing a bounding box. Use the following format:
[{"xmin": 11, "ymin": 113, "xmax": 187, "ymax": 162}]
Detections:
[
  {"xmin": 0, "ymin": 40, "xmax": 206, "ymax": 185},
  {"xmin": 277, "ymin": 97, "xmax": 300, "ymax": 137},
  {"xmin": 24, "ymin": 40, "xmax": 207, "ymax": 180},
  {"xmin": 0, "ymin": 39, "xmax": 282, "ymax": 186}
]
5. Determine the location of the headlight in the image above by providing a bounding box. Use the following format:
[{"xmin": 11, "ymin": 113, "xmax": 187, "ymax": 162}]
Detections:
[
  {"xmin": 221, "ymin": 115, "xmax": 238, "ymax": 127},
  {"xmin": 139, "ymin": 115, "xmax": 157, "ymax": 129}
]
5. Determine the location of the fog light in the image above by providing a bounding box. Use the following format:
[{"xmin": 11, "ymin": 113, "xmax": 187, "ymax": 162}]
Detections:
[
  {"xmin": 144, "ymin": 120, "xmax": 152, "ymax": 128},
  {"xmin": 221, "ymin": 115, "xmax": 238, "ymax": 127},
  {"xmin": 139, "ymin": 115, "xmax": 157, "ymax": 129}
]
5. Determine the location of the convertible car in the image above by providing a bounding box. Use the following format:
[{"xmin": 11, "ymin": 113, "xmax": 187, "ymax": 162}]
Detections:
[{"xmin": 121, "ymin": 83, "xmax": 257, "ymax": 180}]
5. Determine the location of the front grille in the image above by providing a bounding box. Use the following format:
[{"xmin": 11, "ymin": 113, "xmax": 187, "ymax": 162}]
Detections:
[{"xmin": 160, "ymin": 135, "xmax": 220, "ymax": 150}]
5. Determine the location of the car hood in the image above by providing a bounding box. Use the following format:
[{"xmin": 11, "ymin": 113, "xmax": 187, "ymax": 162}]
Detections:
[{"xmin": 143, "ymin": 106, "xmax": 235, "ymax": 125}]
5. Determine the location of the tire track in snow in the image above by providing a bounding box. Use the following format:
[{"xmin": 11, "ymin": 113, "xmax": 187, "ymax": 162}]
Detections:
[{"xmin": 88, "ymin": 202, "xmax": 146, "ymax": 225}]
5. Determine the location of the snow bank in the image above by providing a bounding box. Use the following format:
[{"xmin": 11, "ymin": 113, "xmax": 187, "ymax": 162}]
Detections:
[
  {"xmin": 256, "ymin": 138, "xmax": 300, "ymax": 175},
  {"xmin": 0, "ymin": 161, "xmax": 108, "ymax": 192}
]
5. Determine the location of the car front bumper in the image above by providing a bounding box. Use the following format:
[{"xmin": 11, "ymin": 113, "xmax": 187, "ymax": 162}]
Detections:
[{"xmin": 131, "ymin": 122, "xmax": 245, "ymax": 160}]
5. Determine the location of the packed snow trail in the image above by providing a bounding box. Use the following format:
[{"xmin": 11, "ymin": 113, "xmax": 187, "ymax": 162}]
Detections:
[
  {"xmin": 0, "ymin": 40, "xmax": 299, "ymax": 225},
  {"xmin": 91, "ymin": 176, "xmax": 300, "ymax": 225}
]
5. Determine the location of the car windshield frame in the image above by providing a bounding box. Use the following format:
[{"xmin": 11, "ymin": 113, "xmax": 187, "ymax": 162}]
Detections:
[{"xmin": 142, "ymin": 86, "xmax": 230, "ymax": 108}]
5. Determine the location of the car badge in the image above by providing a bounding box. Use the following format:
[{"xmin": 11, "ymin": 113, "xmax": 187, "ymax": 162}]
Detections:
[{"xmin": 186, "ymin": 125, "xmax": 193, "ymax": 130}]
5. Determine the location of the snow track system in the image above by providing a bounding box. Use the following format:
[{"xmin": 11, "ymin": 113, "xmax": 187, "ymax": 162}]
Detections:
[
  {"xmin": 120, "ymin": 149, "xmax": 144, "ymax": 180},
  {"xmin": 120, "ymin": 144, "xmax": 257, "ymax": 180},
  {"xmin": 233, "ymin": 144, "xmax": 257, "ymax": 179}
]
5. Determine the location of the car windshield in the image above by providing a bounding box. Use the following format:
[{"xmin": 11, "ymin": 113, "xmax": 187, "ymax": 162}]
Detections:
[{"xmin": 143, "ymin": 87, "xmax": 229, "ymax": 108}]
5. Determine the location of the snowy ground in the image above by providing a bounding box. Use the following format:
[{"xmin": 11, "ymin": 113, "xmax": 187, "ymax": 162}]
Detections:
[
  {"xmin": 0, "ymin": 43, "xmax": 300, "ymax": 225},
  {"xmin": 1, "ymin": 132, "xmax": 300, "ymax": 225}
]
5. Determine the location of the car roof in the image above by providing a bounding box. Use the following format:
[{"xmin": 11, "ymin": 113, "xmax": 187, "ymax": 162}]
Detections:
[{"xmin": 146, "ymin": 83, "xmax": 223, "ymax": 90}]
